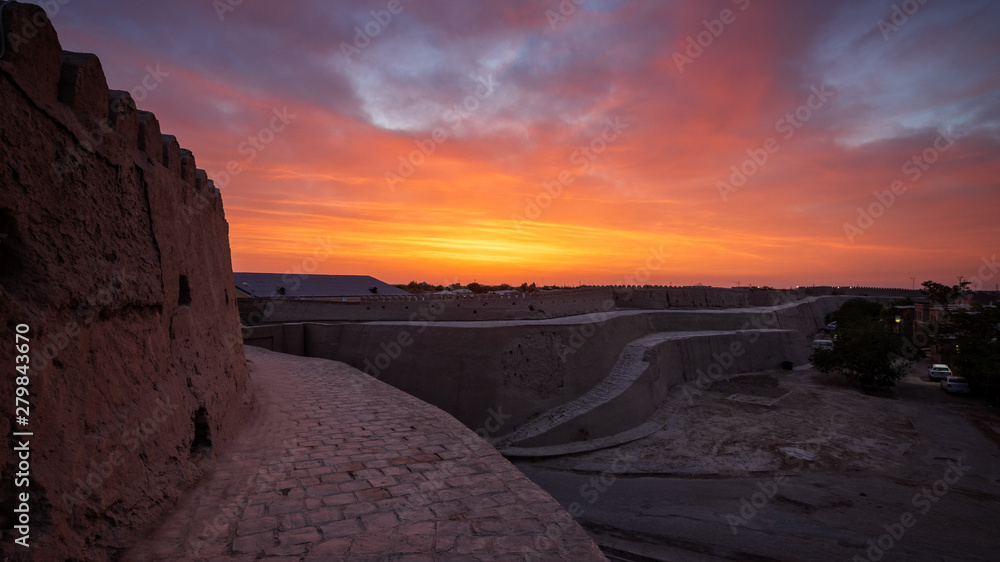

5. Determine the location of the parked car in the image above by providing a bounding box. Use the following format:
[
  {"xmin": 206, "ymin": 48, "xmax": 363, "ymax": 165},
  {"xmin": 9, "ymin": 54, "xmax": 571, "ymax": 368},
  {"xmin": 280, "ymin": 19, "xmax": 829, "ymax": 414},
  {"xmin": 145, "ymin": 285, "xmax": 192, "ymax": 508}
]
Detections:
[
  {"xmin": 826, "ymin": 321, "xmax": 838, "ymax": 331},
  {"xmin": 812, "ymin": 339, "xmax": 834, "ymax": 351},
  {"xmin": 941, "ymin": 376, "xmax": 970, "ymax": 394},
  {"xmin": 928, "ymin": 364, "xmax": 952, "ymax": 381}
]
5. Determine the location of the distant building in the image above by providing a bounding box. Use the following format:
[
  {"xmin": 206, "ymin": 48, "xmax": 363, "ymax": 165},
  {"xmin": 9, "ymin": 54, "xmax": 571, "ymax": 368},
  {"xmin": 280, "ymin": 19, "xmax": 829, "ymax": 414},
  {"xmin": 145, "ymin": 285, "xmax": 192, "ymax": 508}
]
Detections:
[{"xmin": 234, "ymin": 273, "xmax": 410, "ymax": 299}]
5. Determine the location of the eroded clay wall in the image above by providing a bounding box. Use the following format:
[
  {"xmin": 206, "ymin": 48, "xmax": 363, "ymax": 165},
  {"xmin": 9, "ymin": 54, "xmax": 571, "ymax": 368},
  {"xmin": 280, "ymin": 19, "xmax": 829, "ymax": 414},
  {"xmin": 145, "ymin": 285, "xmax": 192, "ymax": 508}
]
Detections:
[{"xmin": 0, "ymin": 4, "xmax": 255, "ymax": 559}]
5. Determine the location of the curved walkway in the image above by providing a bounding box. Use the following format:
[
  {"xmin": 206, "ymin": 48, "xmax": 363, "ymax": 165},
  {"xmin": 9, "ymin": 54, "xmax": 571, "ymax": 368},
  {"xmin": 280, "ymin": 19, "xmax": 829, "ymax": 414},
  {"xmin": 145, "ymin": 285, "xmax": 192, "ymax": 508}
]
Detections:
[{"xmin": 128, "ymin": 347, "xmax": 605, "ymax": 561}]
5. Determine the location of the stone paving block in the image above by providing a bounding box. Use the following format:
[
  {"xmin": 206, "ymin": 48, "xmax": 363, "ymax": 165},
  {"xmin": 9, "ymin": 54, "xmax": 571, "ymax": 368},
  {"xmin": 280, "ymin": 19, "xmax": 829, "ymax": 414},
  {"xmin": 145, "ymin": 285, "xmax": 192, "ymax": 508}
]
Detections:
[
  {"xmin": 349, "ymin": 529, "xmax": 396, "ymax": 557},
  {"xmin": 231, "ymin": 531, "xmax": 274, "ymax": 554},
  {"xmin": 335, "ymin": 461, "xmax": 365, "ymax": 472},
  {"xmin": 319, "ymin": 518, "xmax": 360, "ymax": 538},
  {"xmin": 247, "ymin": 492, "xmax": 281, "ymax": 506},
  {"xmin": 320, "ymin": 491, "xmax": 357, "ymax": 507},
  {"xmin": 361, "ymin": 510, "xmax": 400, "ymax": 530},
  {"xmin": 299, "ymin": 476, "xmax": 321, "ymax": 487},
  {"xmin": 436, "ymin": 487, "xmax": 473, "ymax": 502},
  {"xmin": 341, "ymin": 501, "xmax": 379, "ymax": 518},
  {"xmin": 368, "ymin": 475, "xmax": 397, "ymax": 487},
  {"xmin": 319, "ymin": 471, "xmax": 353, "ymax": 484},
  {"xmin": 456, "ymin": 535, "xmax": 499, "ymax": 555},
  {"xmin": 429, "ymin": 500, "xmax": 468, "ymax": 519},
  {"xmin": 274, "ymin": 478, "xmax": 299, "ymax": 489},
  {"xmin": 471, "ymin": 517, "xmax": 509, "ymax": 536},
  {"xmin": 355, "ymin": 486, "xmax": 391, "ymax": 501},
  {"xmin": 304, "ymin": 537, "xmax": 352, "ymax": 559},
  {"xmin": 437, "ymin": 518, "xmax": 472, "ymax": 536},
  {"xmin": 262, "ymin": 543, "xmax": 310, "ymax": 557},
  {"xmin": 396, "ymin": 532, "xmax": 436, "ymax": 554},
  {"xmin": 434, "ymin": 534, "xmax": 457, "ymax": 552},
  {"xmin": 396, "ymin": 506, "xmax": 436, "ymax": 522},
  {"xmin": 375, "ymin": 496, "xmax": 418, "ymax": 512},
  {"xmin": 236, "ymin": 516, "xmax": 276, "ymax": 536},
  {"xmin": 466, "ymin": 507, "xmax": 500, "ymax": 520},
  {"xmin": 267, "ymin": 500, "xmax": 305, "ymax": 515},
  {"xmin": 277, "ymin": 513, "xmax": 307, "ymax": 531},
  {"xmin": 304, "ymin": 506, "xmax": 344, "ymax": 525},
  {"xmin": 304, "ymin": 483, "xmax": 342, "ymax": 497},
  {"xmin": 277, "ymin": 526, "xmax": 321, "ymax": 545},
  {"xmin": 506, "ymin": 517, "xmax": 544, "ymax": 535},
  {"xmin": 494, "ymin": 504, "xmax": 534, "ymax": 520},
  {"xmin": 490, "ymin": 492, "xmax": 520, "ymax": 506},
  {"xmin": 461, "ymin": 493, "xmax": 499, "ymax": 510},
  {"xmin": 339, "ymin": 480, "xmax": 373, "ymax": 492}
]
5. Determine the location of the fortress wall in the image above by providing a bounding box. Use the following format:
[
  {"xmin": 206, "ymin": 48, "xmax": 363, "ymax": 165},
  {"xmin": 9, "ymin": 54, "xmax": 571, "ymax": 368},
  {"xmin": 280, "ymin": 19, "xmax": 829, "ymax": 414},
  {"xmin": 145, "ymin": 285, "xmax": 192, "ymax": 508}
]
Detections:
[
  {"xmin": 242, "ymin": 323, "xmax": 306, "ymax": 356},
  {"xmin": 306, "ymin": 299, "xmax": 849, "ymax": 437},
  {"xmin": 238, "ymin": 286, "xmax": 823, "ymax": 326},
  {"xmin": 614, "ymin": 287, "xmax": 811, "ymax": 310},
  {"xmin": 238, "ymin": 287, "xmax": 617, "ymax": 324},
  {"xmin": 243, "ymin": 297, "xmax": 857, "ymax": 444},
  {"xmin": 0, "ymin": 4, "xmax": 254, "ymax": 559},
  {"xmin": 804, "ymin": 286, "xmax": 923, "ymax": 297},
  {"xmin": 320, "ymin": 312, "xmax": 659, "ymax": 434}
]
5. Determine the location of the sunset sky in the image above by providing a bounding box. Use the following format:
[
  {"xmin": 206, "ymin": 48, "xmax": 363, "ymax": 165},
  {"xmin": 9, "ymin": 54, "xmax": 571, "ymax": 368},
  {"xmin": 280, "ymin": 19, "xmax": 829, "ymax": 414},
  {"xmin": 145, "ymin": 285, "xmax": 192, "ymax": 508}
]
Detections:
[{"xmin": 53, "ymin": 0, "xmax": 1000, "ymax": 288}]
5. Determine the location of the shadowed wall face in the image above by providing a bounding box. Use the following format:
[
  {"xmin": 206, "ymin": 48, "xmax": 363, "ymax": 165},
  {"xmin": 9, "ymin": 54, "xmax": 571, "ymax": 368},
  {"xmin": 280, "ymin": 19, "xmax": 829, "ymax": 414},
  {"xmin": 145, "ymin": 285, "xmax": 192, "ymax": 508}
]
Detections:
[{"xmin": 0, "ymin": 4, "xmax": 254, "ymax": 559}]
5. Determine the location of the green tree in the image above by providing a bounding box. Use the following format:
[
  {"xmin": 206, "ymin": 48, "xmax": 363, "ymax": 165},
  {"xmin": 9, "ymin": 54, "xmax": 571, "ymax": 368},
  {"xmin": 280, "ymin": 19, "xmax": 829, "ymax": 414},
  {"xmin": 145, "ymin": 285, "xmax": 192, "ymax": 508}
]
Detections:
[
  {"xmin": 949, "ymin": 305, "xmax": 1000, "ymax": 404},
  {"xmin": 920, "ymin": 280, "xmax": 971, "ymax": 312},
  {"xmin": 831, "ymin": 297, "xmax": 883, "ymax": 332},
  {"xmin": 812, "ymin": 301, "xmax": 910, "ymax": 388},
  {"xmin": 396, "ymin": 281, "xmax": 421, "ymax": 294}
]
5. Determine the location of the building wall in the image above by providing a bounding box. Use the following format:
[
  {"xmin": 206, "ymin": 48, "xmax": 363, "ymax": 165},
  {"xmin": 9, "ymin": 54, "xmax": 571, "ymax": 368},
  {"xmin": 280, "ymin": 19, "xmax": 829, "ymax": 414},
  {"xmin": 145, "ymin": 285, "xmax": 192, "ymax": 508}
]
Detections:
[{"xmin": 0, "ymin": 5, "xmax": 255, "ymax": 559}]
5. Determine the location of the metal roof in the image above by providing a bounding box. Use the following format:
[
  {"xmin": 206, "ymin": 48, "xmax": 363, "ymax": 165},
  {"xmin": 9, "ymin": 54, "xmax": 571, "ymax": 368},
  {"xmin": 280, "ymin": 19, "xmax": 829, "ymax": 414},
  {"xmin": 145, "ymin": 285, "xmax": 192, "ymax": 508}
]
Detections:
[{"xmin": 233, "ymin": 273, "xmax": 410, "ymax": 298}]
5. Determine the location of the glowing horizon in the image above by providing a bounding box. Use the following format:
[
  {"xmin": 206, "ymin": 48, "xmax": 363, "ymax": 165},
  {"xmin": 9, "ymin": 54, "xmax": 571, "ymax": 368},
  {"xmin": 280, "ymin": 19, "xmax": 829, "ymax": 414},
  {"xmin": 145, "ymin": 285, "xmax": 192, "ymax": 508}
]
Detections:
[{"xmin": 55, "ymin": 0, "xmax": 1000, "ymax": 288}]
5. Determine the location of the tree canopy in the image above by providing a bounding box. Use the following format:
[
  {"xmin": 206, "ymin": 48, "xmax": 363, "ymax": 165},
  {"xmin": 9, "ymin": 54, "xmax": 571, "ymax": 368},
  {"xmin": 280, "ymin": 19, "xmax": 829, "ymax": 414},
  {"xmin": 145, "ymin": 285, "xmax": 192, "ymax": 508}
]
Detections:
[
  {"xmin": 812, "ymin": 300, "xmax": 910, "ymax": 388},
  {"xmin": 920, "ymin": 280, "xmax": 971, "ymax": 311},
  {"xmin": 948, "ymin": 304, "xmax": 1000, "ymax": 403}
]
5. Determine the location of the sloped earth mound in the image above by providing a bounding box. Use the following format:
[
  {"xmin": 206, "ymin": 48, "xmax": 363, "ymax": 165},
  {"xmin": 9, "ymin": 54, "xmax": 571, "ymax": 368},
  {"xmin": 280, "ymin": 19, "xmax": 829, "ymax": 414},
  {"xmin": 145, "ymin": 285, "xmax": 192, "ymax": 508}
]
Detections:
[
  {"xmin": 708, "ymin": 373, "xmax": 787, "ymax": 399},
  {"xmin": 527, "ymin": 368, "xmax": 919, "ymax": 476}
]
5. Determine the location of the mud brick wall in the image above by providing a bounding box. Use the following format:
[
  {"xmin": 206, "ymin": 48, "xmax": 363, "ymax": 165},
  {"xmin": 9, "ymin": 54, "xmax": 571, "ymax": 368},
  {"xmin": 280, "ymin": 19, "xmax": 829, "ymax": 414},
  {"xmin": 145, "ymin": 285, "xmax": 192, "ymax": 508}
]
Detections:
[{"xmin": 0, "ymin": 3, "xmax": 255, "ymax": 559}]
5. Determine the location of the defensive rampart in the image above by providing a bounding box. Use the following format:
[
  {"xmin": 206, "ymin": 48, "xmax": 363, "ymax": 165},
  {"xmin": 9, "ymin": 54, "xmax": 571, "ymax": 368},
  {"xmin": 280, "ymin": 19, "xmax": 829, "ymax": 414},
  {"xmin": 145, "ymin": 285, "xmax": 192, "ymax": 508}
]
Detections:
[{"xmin": 0, "ymin": 4, "xmax": 254, "ymax": 559}]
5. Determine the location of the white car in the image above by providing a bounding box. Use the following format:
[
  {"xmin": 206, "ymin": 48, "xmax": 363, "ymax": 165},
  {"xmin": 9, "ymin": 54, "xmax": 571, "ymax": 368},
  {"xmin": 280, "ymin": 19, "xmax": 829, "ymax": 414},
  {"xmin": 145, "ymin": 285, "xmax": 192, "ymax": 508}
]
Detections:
[
  {"xmin": 941, "ymin": 376, "xmax": 970, "ymax": 394},
  {"xmin": 812, "ymin": 340, "xmax": 834, "ymax": 351},
  {"xmin": 928, "ymin": 364, "xmax": 952, "ymax": 381}
]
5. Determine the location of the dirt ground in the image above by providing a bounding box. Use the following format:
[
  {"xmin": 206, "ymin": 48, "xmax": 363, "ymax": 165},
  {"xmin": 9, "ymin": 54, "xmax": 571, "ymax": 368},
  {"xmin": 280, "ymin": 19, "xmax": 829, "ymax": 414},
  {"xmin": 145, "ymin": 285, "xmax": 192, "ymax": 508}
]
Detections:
[
  {"xmin": 516, "ymin": 360, "xmax": 1000, "ymax": 561},
  {"xmin": 529, "ymin": 368, "xmax": 923, "ymax": 477}
]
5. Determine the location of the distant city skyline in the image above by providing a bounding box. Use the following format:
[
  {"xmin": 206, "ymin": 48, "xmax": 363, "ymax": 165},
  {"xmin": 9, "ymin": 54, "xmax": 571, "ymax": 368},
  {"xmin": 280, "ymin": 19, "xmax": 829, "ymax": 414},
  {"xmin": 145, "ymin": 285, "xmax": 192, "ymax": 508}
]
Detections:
[{"xmin": 55, "ymin": 0, "xmax": 1000, "ymax": 287}]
